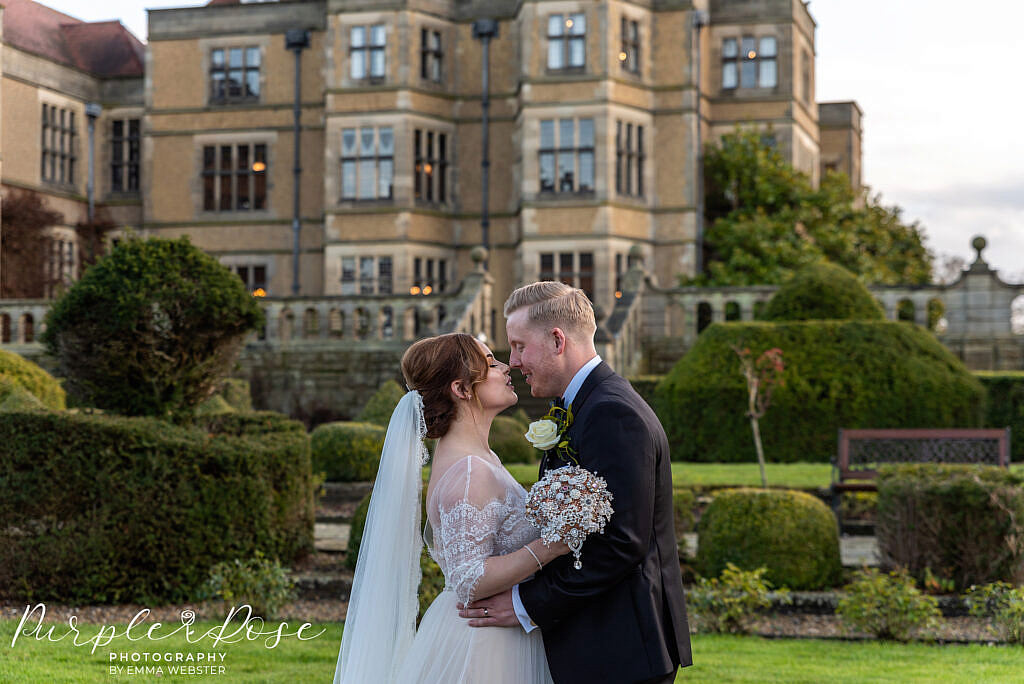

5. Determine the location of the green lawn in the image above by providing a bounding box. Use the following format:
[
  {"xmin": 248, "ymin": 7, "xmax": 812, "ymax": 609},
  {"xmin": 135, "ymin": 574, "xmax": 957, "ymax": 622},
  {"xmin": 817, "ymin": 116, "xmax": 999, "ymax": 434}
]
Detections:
[
  {"xmin": 506, "ymin": 462, "xmax": 834, "ymax": 490},
  {"xmin": 4, "ymin": 619, "xmax": 1022, "ymax": 683},
  {"xmin": 685, "ymin": 634, "xmax": 1024, "ymax": 683},
  {"xmin": 506, "ymin": 462, "xmax": 1024, "ymax": 491},
  {"xmin": 0, "ymin": 617, "xmax": 343, "ymax": 683}
]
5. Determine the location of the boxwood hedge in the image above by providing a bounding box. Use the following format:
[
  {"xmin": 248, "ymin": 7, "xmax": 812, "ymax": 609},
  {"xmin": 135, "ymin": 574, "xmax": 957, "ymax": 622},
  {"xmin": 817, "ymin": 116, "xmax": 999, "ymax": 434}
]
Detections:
[
  {"xmin": 654, "ymin": 321, "xmax": 986, "ymax": 462},
  {"xmin": 696, "ymin": 488, "xmax": 842, "ymax": 590},
  {"xmin": 975, "ymin": 371, "xmax": 1024, "ymax": 464},
  {"xmin": 877, "ymin": 464, "xmax": 1024, "ymax": 589},
  {"xmin": 0, "ymin": 411, "xmax": 313, "ymax": 604},
  {"xmin": 311, "ymin": 421, "xmax": 386, "ymax": 482},
  {"xmin": 761, "ymin": 262, "xmax": 885, "ymax": 321}
]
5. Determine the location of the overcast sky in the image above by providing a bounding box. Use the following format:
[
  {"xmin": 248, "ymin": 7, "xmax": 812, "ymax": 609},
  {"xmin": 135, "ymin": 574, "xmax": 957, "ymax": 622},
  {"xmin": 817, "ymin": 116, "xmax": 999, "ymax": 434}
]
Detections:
[{"xmin": 36, "ymin": 0, "xmax": 1024, "ymax": 281}]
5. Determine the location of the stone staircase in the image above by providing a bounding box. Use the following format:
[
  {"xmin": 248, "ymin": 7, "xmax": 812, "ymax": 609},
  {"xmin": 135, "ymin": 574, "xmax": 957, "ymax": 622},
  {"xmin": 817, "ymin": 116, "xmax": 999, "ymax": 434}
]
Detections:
[{"xmin": 290, "ymin": 482, "xmax": 370, "ymax": 600}]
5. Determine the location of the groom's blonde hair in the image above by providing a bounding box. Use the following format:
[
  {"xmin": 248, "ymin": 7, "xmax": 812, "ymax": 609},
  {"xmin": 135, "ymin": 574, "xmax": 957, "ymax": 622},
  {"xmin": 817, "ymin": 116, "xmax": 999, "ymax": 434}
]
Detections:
[{"xmin": 503, "ymin": 281, "xmax": 597, "ymax": 340}]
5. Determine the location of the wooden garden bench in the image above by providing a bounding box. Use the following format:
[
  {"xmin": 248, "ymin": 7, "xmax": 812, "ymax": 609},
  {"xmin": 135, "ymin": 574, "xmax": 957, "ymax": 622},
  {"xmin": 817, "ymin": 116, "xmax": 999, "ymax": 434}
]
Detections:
[{"xmin": 831, "ymin": 428, "xmax": 1011, "ymax": 526}]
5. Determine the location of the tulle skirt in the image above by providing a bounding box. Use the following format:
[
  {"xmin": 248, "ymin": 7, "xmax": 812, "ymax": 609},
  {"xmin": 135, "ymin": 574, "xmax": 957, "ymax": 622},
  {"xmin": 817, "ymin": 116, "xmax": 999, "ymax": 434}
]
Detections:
[{"xmin": 395, "ymin": 589, "xmax": 553, "ymax": 684}]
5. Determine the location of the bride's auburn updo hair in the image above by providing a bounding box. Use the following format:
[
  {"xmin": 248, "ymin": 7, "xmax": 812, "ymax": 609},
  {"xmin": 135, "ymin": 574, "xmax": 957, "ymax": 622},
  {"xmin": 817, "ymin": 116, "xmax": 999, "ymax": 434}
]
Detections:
[{"xmin": 401, "ymin": 333, "xmax": 489, "ymax": 439}]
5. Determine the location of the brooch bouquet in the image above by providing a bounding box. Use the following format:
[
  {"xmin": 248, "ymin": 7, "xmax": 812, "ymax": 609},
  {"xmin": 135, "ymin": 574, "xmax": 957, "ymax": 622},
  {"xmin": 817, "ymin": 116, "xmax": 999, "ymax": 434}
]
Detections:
[{"xmin": 525, "ymin": 465, "xmax": 614, "ymax": 570}]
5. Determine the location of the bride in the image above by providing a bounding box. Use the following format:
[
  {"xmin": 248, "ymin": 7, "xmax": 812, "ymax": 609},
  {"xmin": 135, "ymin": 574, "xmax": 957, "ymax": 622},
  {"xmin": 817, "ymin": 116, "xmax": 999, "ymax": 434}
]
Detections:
[{"xmin": 334, "ymin": 332, "xmax": 568, "ymax": 683}]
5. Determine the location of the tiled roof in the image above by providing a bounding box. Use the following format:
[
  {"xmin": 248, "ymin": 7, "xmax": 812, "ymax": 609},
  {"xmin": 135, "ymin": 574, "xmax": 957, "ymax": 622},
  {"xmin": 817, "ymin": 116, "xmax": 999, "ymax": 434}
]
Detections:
[
  {"xmin": 60, "ymin": 22, "xmax": 145, "ymax": 77},
  {"xmin": 2, "ymin": 0, "xmax": 144, "ymax": 77}
]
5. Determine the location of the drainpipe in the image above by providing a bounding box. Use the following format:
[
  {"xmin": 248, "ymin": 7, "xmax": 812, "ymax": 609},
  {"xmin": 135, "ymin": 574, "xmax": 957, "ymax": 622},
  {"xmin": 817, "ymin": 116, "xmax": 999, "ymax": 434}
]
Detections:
[
  {"xmin": 85, "ymin": 103, "xmax": 102, "ymax": 224},
  {"xmin": 692, "ymin": 11, "xmax": 708, "ymax": 278},
  {"xmin": 472, "ymin": 19, "xmax": 498, "ymax": 264},
  {"xmin": 286, "ymin": 29, "xmax": 310, "ymax": 296}
]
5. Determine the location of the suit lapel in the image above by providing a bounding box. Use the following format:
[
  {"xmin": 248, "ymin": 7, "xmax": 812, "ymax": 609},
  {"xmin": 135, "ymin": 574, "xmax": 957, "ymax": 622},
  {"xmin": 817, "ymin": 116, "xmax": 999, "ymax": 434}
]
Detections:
[{"xmin": 568, "ymin": 361, "xmax": 614, "ymax": 417}]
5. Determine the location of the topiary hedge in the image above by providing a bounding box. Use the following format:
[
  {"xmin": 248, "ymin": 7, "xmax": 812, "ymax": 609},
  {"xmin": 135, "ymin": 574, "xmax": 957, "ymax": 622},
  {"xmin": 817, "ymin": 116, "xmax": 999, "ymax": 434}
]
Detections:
[
  {"xmin": 876, "ymin": 464, "xmax": 1024, "ymax": 589},
  {"xmin": 311, "ymin": 421, "xmax": 386, "ymax": 481},
  {"xmin": 357, "ymin": 380, "xmax": 406, "ymax": 426},
  {"xmin": 974, "ymin": 371, "xmax": 1024, "ymax": 464},
  {"xmin": 696, "ymin": 488, "xmax": 842, "ymax": 590},
  {"xmin": 0, "ymin": 349, "xmax": 65, "ymax": 410},
  {"xmin": 193, "ymin": 410, "xmax": 307, "ymax": 437},
  {"xmin": 41, "ymin": 237, "xmax": 264, "ymax": 418},
  {"xmin": 0, "ymin": 411, "xmax": 313, "ymax": 604},
  {"xmin": 761, "ymin": 262, "xmax": 885, "ymax": 321},
  {"xmin": 655, "ymin": 321, "xmax": 986, "ymax": 462}
]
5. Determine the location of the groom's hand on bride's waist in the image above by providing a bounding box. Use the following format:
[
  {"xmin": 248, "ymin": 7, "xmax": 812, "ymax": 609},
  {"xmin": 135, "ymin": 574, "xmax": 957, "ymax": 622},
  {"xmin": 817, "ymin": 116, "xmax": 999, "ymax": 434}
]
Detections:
[{"xmin": 458, "ymin": 589, "xmax": 517, "ymax": 628}]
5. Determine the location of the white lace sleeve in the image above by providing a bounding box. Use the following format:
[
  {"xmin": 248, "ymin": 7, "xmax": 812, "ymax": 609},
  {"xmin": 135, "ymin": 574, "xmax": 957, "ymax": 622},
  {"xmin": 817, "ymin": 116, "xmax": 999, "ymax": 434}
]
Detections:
[{"xmin": 431, "ymin": 456, "xmax": 507, "ymax": 605}]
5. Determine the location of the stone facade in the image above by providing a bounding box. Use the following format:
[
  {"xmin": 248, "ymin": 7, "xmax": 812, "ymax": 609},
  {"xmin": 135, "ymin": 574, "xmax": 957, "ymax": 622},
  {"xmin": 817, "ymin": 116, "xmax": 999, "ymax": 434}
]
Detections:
[
  {"xmin": 1, "ymin": 0, "xmax": 862, "ymax": 348},
  {"xmin": 0, "ymin": 0, "xmax": 145, "ymax": 293}
]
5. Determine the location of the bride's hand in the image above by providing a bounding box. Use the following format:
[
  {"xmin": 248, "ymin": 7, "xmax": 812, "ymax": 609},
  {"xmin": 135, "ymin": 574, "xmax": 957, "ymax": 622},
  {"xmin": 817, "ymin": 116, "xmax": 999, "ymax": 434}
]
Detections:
[{"xmin": 543, "ymin": 540, "xmax": 571, "ymax": 557}]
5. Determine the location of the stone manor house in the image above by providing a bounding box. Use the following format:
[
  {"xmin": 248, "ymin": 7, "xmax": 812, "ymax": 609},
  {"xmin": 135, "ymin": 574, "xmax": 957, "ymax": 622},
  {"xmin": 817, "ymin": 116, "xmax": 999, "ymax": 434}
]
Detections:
[{"xmin": 0, "ymin": 0, "xmax": 863, "ymax": 347}]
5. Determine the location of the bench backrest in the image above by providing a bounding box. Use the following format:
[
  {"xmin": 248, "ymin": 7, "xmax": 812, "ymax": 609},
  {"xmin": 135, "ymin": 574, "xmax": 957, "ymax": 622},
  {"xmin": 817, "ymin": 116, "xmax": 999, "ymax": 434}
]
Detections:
[{"xmin": 837, "ymin": 428, "xmax": 1011, "ymax": 480}]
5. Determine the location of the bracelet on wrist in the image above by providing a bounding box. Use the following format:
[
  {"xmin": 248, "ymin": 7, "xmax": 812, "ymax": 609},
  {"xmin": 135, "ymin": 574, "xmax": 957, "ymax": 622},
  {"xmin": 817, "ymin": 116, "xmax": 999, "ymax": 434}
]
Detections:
[{"xmin": 524, "ymin": 544, "xmax": 544, "ymax": 572}]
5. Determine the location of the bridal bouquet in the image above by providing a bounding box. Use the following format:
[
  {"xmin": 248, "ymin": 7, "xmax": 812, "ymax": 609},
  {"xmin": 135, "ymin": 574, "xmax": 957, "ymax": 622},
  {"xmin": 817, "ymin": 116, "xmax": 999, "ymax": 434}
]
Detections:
[{"xmin": 525, "ymin": 465, "xmax": 614, "ymax": 570}]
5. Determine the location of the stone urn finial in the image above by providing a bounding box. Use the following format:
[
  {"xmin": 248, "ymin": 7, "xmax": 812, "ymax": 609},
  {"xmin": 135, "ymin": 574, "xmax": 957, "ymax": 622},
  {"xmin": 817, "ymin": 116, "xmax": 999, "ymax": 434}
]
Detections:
[
  {"xmin": 470, "ymin": 245, "xmax": 489, "ymax": 272},
  {"xmin": 971, "ymin": 235, "xmax": 986, "ymax": 258},
  {"xmin": 968, "ymin": 235, "xmax": 993, "ymax": 273}
]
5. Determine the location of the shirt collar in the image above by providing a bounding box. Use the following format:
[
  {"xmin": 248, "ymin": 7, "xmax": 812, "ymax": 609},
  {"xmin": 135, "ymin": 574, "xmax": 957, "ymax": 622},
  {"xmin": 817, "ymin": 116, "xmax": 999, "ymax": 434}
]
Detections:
[{"xmin": 562, "ymin": 355, "xmax": 602, "ymax": 408}]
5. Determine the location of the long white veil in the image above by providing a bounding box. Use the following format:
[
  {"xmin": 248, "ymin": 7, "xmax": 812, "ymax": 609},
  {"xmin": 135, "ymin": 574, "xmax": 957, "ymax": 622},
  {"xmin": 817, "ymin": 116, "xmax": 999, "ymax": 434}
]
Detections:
[{"xmin": 334, "ymin": 390, "xmax": 429, "ymax": 683}]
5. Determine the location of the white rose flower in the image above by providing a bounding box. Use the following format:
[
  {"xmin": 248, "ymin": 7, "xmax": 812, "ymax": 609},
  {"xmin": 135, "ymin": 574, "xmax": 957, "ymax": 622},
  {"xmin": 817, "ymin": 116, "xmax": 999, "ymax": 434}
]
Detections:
[{"xmin": 525, "ymin": 419, "xmax": 561, "ymax": 450}]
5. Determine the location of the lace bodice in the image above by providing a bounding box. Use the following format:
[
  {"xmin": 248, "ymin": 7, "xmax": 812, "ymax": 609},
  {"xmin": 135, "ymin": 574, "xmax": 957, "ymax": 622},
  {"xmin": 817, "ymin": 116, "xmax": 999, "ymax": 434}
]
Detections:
[{"xmin": 425, "ymin": 454, "xmax": 538, "ymax": 604}]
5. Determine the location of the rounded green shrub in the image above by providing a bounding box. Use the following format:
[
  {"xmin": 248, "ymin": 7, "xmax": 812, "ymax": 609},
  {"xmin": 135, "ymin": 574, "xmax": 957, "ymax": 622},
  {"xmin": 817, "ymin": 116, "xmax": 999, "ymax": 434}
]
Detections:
[
  {"xmin": 0, "ymin": 411, "xmax": 313, "ymax": 604},
  {"xmin": 357, "ymin": 380, "xmax": 406, "ymax": 426},
  {"xmin": 491, "ymin": 414, "xmax": 537, "ymax": 463},
  {"xmin": 311, "ymin": 421, "xmax": 386, "ymax": 482},
  {"xmin": 761, "ymin": 262, "xmax": 884, "ymax": 321},
  {"xmin": 0, "ymin": 350, "xmax": 65, "ymax": 410},
  {"xmin": 696, "ymin": 488, "xmax": 842, "ymax": 590},
  {"xmin": 41, "ymin": 237, "xmax": 264, "ymax": 418},
  {"xmin": 655, "ymin": 321, "xmax": 986, "ymax": 462}
]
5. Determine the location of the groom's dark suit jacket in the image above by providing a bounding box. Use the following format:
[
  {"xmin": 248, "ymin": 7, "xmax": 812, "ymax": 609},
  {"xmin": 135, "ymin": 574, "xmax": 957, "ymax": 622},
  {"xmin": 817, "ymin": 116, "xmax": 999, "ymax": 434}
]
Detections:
[{"xmin": 519, "ymin": 362, "xmax": 692, "ymax": 684}]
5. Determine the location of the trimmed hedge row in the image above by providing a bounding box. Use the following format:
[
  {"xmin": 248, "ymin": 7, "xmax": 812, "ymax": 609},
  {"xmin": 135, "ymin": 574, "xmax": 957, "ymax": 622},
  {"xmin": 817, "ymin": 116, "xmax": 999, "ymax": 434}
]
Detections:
[
  {"xmin": 877, "ymin": 464, "xmax": 1024, "ymax": 589},
  {"xmin": 0, "ymin": 349, "xmax": 65, "ymax": 410},
  {"xmin": 761, "ymin": 262, "xmax": 884, "ymax": 322},
  {"xmin": 0, "ymin": 411, "xmax": 313, "ymax": 604},
  {"xmin": 655, "ymin": 321, "xmax": 986, "ymax": 462},
  {"xmin": 696, "ymin": 488, "xmax": 842, "ymax": 590},
  {"xmin": 311, "ymin": 422, "xmax": 386, "ymax": 481},
  {"xmin": 975, "ymin": 371, "xmax": 1024, "ymax": 464}
]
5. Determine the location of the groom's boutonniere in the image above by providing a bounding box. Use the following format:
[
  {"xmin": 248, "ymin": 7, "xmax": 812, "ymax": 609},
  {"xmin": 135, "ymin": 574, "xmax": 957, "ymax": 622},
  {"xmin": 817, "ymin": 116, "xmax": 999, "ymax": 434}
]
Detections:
[{"xmin": 524, "ymin": 404, "xmax": 578, "ymax": 465}]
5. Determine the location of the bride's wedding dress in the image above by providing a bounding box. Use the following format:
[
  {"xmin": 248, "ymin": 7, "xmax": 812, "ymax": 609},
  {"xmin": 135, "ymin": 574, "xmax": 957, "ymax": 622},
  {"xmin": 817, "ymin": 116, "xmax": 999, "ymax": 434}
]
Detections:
[
  {"xmin": 334, "ymin": 392, "xmax": 551, "ymax": 683},
  {"xmin": 396, "ymin": 453, "xmax": 553, "ymax": 683}
]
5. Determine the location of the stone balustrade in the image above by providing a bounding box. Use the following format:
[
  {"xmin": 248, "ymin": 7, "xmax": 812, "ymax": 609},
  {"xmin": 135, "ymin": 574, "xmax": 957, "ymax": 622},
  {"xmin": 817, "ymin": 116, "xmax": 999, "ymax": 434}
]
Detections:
[
  {"xmin": 0, "ymin": 256, "xmax": 494, "ymax": 351},
  {"xmin": 601, "ymin": 237, "xmax": 1024, "ymax": 373}
]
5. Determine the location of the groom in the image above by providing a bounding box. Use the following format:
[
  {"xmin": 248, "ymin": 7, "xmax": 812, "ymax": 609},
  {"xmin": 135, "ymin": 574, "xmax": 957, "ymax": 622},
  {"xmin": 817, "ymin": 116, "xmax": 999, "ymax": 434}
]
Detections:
[{"xmin": 460, "ymin": 281, "xmax": 692, "ymax": 683}]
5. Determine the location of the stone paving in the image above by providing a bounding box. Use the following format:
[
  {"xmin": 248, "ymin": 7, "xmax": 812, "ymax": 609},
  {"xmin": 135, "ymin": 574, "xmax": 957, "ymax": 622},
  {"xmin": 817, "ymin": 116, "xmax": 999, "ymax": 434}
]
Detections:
[{"xmin": 680, "ymin": 533, "xmax": 877, "ymax": 567}]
